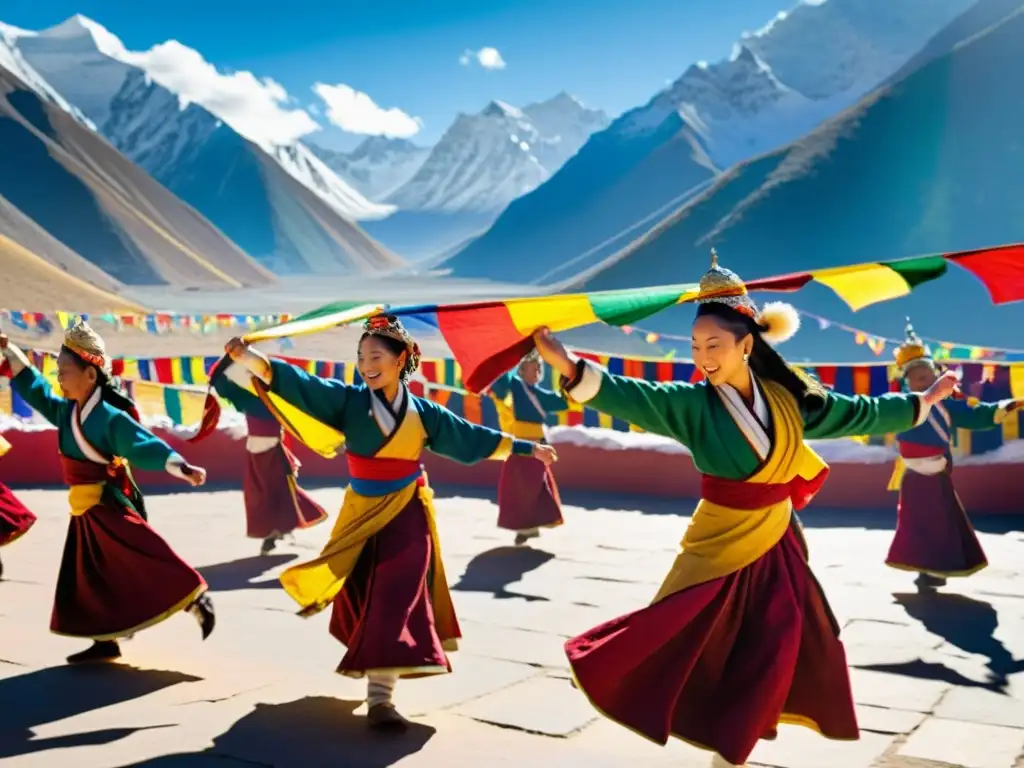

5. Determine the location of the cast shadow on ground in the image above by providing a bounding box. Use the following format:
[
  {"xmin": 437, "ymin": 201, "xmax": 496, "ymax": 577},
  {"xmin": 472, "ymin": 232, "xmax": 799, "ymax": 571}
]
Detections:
[
  {"xmin": 450, "ymin": 546, "xmax": 555, "ymax": 601},
  {"xmin": 855, "ymin": 591, "xmax": 1024, "ymax": 692},
  {"xmin": 0, "ymin": 664, "xmax": 200, "ymax": 759},
  {"xmin": 196, "ymin": 553, "xmax": 299, "ymax": 592},
  {"xmin": 117, "ymin": 696, "xmax": 435, "ymax": 768}
]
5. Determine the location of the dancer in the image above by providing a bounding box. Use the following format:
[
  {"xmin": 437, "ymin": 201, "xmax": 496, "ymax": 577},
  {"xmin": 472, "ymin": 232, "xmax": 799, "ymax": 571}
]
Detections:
[
  {"xmin": 487, "ymin": 349, "xmax": 567, "ymax": 545},
  {"xmin": 885, "ymin": 319, "xmax": 1021, "ymax": 593},
  {"xmin": 1, "ymin": 323, "xmax": 215, "ymax": 664},
  {"xmin": 532, "ymin": 252, "xmax": 960, "ymax": 768},
  {"xmin": 208, "ymin": 357, "xmax": 327, "ymax": 554},
  {"xmin": 225, "ymin": 314, "xmax": 556, "ymax": 731},
  {"xmin": 0, "ymin": 435, "xmax": 38, "ymax": 581}
]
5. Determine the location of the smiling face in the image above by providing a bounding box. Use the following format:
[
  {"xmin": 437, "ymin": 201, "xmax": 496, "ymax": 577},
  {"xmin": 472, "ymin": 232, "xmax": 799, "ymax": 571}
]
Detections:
[
  {"xmin": 358, "ymin": 335, "xmax": 407, "ymax": 391},
  {"xmin": 904, "ymin": 361, "xmax": 939, "ymax": 392},
  {"xmin": 519, "ymin": 360, "xmax": 542, "ymax": 386},
  {"xmin": 691, "ymin": 314, "xmax": 753, "ymax": 388},
  {"xmin": 56, "ymin": 349, "xmax": 99, "ymax": 402}
]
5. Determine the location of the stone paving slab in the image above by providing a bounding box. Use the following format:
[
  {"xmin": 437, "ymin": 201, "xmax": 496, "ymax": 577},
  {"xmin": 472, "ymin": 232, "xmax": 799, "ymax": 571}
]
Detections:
[{"xmin": 2, "ymin": 486, "xmax": 1024, "ymax": 767}]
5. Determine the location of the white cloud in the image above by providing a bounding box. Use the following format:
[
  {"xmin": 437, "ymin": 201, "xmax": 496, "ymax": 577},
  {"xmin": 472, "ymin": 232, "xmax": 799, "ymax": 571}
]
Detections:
[
  {"xmin": 312, "ymin": 83, "xmax": 422, "ymax": 138},
  {"xmin": 118, "ymin": 40, "xmax": 320, "ymax": 147},
  {"xmin": 460, "ymin": 47, "xmax": 506, "ymax": 70}
]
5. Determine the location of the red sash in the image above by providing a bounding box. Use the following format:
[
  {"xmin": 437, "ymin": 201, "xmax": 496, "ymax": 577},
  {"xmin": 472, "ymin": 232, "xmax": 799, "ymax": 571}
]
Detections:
[{"xmin": 701, "ymin": 467, "xmax": 829, "ymax": 512}]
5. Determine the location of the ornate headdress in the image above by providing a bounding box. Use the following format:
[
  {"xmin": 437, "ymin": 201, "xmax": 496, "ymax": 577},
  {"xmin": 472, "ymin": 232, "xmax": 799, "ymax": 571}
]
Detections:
[
  {"xmin": 362, "ymin": 314, "xmax": 421, "ymax": 377},
  {"xmin": 696, "ymin": 249, "xmax": 800, "ymax": 345},
  {"xmin": 63, "ymin": 320, "xmax": 110, "ymax": 374},
  {"xmin": 894, "ymin": 318, "xmax": 934, "ymax": 374}
]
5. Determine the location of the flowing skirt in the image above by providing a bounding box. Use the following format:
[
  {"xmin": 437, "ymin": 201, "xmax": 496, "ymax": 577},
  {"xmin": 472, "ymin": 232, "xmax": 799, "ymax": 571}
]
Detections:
[
  {"xmin": 886, "ymin": 468, "xmax": 987, "ymax": 577},
  {"xmin": 328, "ymin": 495, "xmax": 458, "ymax": 678},
  {"xmin": 497, "ymin": 453, "xmax": 564, "ymax": 533},
  {"xmin": 52, "ymin": 488, "xmax": 207, "ymax": 640},
  {"xmin": 0, "ymin": 483, "xmax": 36, "ymax": 547},
  {"xmin": 565, "ymin": 526, "xmax": 858, "ymax": 766},
  {"xmin": 243, "ymin": 444, "xmax": 327, "ymax": 539}
]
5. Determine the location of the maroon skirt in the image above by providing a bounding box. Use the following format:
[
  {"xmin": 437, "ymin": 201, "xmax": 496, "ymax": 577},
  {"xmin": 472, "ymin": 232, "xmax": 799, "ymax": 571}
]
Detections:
[
  {"xmin": 886, "ymin": 467, "xmax": 987, "ymax": 577},
  {"xmin": 54, "ymin": 456, "xmax": 207, "ymax": 640},
  {"xmin": 328, "ymin": 495, "xmax": 456, "ymax": 678},
  {"xmin": 243, "ymin": 443, "xmax": 327, "ymax": 539},
  {"xmin": 565, "ymin": 526, "xmax": 859, "ymax": 766},
  {"xmin": 0, "ymin": 483, "xmax": 37, "ymax": 547},
  {"xmin": 496, "ymin": 453, "xmax": 564, "ymax": 532}
]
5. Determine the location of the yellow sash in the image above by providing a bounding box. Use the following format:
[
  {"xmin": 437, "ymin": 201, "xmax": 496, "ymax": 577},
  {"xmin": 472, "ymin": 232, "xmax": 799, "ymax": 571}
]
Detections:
[
  {"xmin": 887, "ymin": 456, "xmax": 906, "ymax": 491},
  {"xmin": 652, "ymin": 380, "xmax": 828, "ymax": 602},
  {"xmin": 277, "ymin": 403, "xmax": 458, "ymax": 645}
]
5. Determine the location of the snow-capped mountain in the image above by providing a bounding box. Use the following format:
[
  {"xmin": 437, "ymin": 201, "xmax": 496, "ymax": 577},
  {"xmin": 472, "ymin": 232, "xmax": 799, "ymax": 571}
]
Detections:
[
  {"xmin": 388, "ymin": 94, "xmax": 609, "ymax": 213},
  {"xmin": 446, "ymin": 0, "xmax": 979, "ymax": 284},
  {"xmin": 310, "ymin": 137, "xmax": 431, "ymax": 202},
  {"xmin": 7, "ymin": 15, "xmax": 392, "ymax": 223}
]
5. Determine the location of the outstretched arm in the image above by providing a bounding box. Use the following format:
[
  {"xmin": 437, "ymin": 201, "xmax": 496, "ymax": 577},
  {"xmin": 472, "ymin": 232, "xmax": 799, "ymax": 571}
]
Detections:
[
  {"xmin": 804, "ymin": 371, "xmax": 961, "ymax": 440},
  {"xmin": 419, "ymin": 398, "xmax": 537, "ymax": 464},
  {"xmin": 226, "ymin": 338, "xmax": 352, "ymax": 431},
  {"xmin": 944, "ymin": 396, "xmax": 1023, "ymax": 432},
  {"xmin": 1, "ymin": 336, "xmax": 64, "ymax": 426},
  {"xmin": 107, "ymin": 410, "xmax": 206, "ymax": 486}
]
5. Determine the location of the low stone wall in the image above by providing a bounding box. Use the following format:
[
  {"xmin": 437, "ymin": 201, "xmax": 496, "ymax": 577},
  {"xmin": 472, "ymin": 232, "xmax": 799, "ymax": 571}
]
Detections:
[{"xmin": 4, "ymin": 427, "xmax": 1022, "ymax": 514}]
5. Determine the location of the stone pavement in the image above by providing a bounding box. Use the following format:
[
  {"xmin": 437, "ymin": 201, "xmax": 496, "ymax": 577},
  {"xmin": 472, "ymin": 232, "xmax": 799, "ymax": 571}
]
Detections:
[{"xmin": 2, "ymin": 484, "xmax": 1024, "ymax": 767}]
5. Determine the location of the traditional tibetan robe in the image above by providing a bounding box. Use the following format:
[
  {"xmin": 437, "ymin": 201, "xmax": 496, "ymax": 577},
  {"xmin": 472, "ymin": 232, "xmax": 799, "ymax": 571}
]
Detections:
[
  {"xmin": 261, "ymin": 359, "xmax": 534, "ymax": 678},
  {"xmin": 489, "ymin": 371, "xmax": 567, "ymax": 535},
  {"xmin": 9, "ymin": 365, "xmax": 207, "ymax": 640},
  {"xmin": 212, "ymin": 362, "xmax": 327, "ymax": 540},
  {"xmin": 560, "ymin": 359, "xmax": 928, "ymax": 767},
  {"xmin": 0, "ymin": 435, "xmax": 37, "ymax": 551},
  {"xmin": 885, "ymin": 396, "xmax": 1018, "ymax": 578}
]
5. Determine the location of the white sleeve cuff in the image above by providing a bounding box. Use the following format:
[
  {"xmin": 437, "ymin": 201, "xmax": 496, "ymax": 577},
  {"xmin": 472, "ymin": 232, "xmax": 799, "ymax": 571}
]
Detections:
[
  {"xmin": 565, "ymin": 357, "xmax": 606, "ymax": 404},
  {"xmin": 224, "ymin": 360, "xmax": 257, "ymax": 389},
  {"xmin": 912, "ymin": 393, "xmax": 932, "ymax": 427},
  {"xmin": 165, "ymin": 455, "xmax": 189, "ymax": 480},
  {"xmin": 2, "ymin": 344, "xmax": 30, "ymax": 375},
  {"xmin": 236, "ymin": 349, "xmax": 271, "ymax": 384}
]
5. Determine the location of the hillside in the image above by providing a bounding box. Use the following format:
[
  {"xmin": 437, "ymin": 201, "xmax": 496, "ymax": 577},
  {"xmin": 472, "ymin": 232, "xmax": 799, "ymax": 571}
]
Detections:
[
  {"xmin": 570, "ymin": 5, "xmax": 1024, "ymax": 357},
  {"xmin": 0, "ymin": 65, "xmax": 275, "ymax": 289}
]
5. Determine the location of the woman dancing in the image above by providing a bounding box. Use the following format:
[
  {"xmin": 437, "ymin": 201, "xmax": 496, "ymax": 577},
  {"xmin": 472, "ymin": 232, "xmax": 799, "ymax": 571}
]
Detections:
[
  {"xmin": 208, "ymin": 357, "xmax": 327, "ymax": 555},
  {"xmin": 225, "ymin": 315, "xmax": 556, "ymax": 731},
  {"xmin": 487, "ymin": 349, "xmax": 568, "ymax": 545},
  {"xmin": 0, "ymin": 435, "xmax": 38, "ymax": 581},
  {"xmin": 533, "ymin": 252, "xmax": 960, "ymax": 768},
  {"xmin": 1, "ymin": 322, "xmax": 215, "ymax": 664},
  {"xmin": 885, "ymin": 320, "xmax": 1021, "ymax": 592}
]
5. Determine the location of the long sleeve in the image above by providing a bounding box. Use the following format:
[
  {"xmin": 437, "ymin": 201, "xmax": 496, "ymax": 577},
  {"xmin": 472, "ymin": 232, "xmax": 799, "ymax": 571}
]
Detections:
[
  {"xmin": 419, "ymin": 398, "xmax": 534, "ymax": 464},
  {"xmin": 267, "ymin": 359, "xmax": 353, "ymax": 431},
  {"xmin": 106, "ymin": 410, "xmax": 182, "ymax": 474},
  {"xmin": 8, "ymin": 364, "xmax": 65, "ymax": 427},
  {"xmin": 563, "ymin": 358, "xmax": 704, "ymax": 446},
  {"xmin": 803, "ymin": 390, "xmax": 927, "ymax": 440},
  {"xmin": 944, "ymin": 397, "xmax": 1021, "ymax": 432}
]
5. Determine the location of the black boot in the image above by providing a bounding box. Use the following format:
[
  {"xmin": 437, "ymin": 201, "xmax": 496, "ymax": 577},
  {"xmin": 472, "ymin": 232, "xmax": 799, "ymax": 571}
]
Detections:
[
  {"xmin": 915, "ymin": 572, "xmax": 947, "ymax": 593},
  {"xmin": 260, "ymin": 535, "xmax": 279, "ymax": 555},
  {"xmin": 188, "ymin": 592, "xmax": 216, "ymax": 639},
  {"xmin": 67, "ymin": 640, "xmax": 121, "ymax": 664}
]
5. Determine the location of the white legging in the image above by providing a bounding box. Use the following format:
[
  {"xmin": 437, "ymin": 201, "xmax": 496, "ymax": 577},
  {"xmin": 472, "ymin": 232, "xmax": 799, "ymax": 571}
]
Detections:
[{"xmin": 367, "ymin": 671, "xmax": 398, "ymax": 708}]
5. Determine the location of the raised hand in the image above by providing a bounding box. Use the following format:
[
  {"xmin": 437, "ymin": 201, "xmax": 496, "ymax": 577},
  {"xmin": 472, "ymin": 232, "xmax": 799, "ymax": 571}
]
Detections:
[
  {"xmin": 225, "ymin": 337, "xmax": 248, "ymax": 361},
  {"xmin": 922, "ymin": 370, "xmax": 961, "ymax": 406},
  {"xmin": 532, "ymin": 327, "xmax": 576, "ymax": 380}
]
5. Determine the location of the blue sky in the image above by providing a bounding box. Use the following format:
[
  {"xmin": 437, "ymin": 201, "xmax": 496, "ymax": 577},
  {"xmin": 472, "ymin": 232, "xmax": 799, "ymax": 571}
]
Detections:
[{"xmin": 4, "ymin": 0, "xmax": 790, "ymax": 150}]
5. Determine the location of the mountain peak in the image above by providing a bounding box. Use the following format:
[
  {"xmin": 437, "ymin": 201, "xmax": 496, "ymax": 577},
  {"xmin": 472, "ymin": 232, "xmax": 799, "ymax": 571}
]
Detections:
[
  {"xmin": 40, "ymin": 14, "xmax": 127, "ymax": 58},
  {"xmin": 481, "ymin": 100, "xmax": 524, "ymax": 119}
]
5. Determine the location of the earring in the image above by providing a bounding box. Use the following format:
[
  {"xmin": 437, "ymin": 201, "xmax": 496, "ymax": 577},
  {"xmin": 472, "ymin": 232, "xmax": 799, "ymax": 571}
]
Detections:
[{"xmin": 743, "ymin": 352, "xmax": 750, "ymax": 363}]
